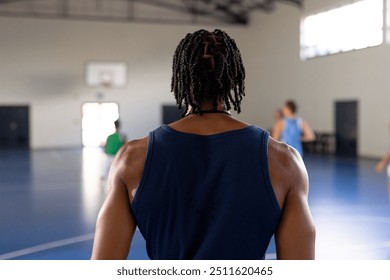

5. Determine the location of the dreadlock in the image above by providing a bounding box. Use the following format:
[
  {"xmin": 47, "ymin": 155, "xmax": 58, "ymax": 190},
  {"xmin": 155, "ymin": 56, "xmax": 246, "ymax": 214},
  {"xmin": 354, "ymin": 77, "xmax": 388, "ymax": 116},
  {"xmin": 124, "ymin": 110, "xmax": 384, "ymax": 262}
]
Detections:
[{"xmin": 171, "ymin": 29, "xmax": 246, "ymax": 117}]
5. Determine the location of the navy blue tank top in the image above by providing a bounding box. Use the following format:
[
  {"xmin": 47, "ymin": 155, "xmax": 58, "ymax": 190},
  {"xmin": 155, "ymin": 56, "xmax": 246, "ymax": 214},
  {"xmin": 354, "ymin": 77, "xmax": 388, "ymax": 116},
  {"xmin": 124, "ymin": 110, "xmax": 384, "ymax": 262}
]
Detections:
[{"xmin": 131, "ymin": 125, "xmax": 281, "ymax": 260}]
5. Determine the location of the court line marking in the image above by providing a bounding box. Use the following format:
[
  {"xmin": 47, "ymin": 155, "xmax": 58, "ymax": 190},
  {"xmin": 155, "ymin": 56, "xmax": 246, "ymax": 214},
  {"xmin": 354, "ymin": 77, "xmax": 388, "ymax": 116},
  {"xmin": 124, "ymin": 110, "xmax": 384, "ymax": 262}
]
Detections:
[{"xmin": 0, "ymin": 233, "xmax": 94, "ymax": 260}]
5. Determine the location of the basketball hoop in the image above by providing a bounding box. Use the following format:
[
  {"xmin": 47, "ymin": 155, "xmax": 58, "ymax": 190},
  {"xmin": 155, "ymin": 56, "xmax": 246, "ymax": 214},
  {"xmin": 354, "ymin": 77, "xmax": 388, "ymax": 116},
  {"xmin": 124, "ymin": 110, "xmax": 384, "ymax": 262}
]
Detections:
[
  {"xmin": 100, "ymin": 80, "xmax": 112, "ymax": 89},
  {"xmin": 100, "ymin": 71, "xmax": 113, "ymax": 90}
]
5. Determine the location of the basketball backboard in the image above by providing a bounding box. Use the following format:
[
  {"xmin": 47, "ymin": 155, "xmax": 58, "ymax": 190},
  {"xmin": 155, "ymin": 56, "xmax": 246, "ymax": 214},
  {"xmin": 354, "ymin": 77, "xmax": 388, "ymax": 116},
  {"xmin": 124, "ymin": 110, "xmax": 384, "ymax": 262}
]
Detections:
[{"xmin": 85, "ymin": 62, "xmax": 127, "ymax": 88}]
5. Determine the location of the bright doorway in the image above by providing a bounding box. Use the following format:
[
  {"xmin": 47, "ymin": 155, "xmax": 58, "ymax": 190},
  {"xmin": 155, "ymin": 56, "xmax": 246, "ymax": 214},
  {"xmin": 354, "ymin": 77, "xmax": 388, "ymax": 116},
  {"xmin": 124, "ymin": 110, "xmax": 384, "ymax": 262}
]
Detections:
[{"xmin": 82, "ymin": 102, "xmax": 119, "ymax": 147}]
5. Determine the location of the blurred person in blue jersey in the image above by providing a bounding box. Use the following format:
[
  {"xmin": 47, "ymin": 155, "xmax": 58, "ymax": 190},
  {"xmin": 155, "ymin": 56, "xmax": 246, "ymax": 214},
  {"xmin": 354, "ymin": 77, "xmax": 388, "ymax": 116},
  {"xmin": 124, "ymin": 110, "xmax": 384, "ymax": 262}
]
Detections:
[{"xmin": 272, "ymin": 100, "xmax": 315, "ymax": 157}]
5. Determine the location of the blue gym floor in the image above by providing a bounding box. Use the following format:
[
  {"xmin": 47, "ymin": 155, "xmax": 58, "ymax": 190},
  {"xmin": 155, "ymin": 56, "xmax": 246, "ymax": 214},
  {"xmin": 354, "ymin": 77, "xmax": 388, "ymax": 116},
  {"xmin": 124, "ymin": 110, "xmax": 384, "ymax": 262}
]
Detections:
[{"xmin": 1, "ymin": 148, "xmax": 389, "ymax": 260}]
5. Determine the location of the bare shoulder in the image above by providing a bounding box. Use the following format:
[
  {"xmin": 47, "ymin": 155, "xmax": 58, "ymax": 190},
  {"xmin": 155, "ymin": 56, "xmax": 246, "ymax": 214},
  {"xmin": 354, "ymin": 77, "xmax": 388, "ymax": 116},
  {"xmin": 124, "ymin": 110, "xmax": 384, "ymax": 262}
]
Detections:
[
  {"xmin": 269, "ymin": 137, "xmax": 305, "ymax": 171},
  {"xmin": 116, "ymin": 137, "xmax": 148, "ymax": 164},
  {"xmin": 267, "ymin": 136, "xmax": 309, "ymax": 207},
  {"xmin": 108, "ymin": 136, "xmax": 148, "ymax": 201}
]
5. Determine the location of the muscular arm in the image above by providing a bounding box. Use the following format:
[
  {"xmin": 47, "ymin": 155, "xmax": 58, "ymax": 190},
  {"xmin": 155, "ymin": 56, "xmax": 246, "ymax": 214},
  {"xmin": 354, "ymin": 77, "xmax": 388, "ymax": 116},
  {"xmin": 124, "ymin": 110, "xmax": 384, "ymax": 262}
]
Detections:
[
  {"xmin": 268, "ymin": 139, "xmax": 316, "ymax": 260},
  {"xmin": 91, "ymin": 138, "xmax": 147, "ymax": 259}
]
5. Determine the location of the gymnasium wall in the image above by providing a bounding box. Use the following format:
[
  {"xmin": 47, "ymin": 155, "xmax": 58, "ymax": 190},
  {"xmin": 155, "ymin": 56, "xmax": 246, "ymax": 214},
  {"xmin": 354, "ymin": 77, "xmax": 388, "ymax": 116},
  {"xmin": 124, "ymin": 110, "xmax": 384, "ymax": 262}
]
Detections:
[{"xmin": 0, "ymin": 0, "xmax": 389, "ymax": 157}]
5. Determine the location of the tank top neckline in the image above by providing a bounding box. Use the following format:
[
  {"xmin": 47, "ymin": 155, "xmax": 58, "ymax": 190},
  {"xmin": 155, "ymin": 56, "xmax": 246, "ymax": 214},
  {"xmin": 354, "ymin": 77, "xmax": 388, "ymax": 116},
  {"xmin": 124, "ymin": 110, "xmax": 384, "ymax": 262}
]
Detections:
[{"xmin": 161, "ymin": 124, "xmax": 256, "ymax": 139}]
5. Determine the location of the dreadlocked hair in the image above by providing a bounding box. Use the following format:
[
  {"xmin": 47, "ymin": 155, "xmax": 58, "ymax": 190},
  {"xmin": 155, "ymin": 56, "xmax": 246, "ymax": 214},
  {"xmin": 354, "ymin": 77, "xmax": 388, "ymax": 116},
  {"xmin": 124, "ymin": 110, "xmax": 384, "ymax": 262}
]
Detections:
[{"xmin": 171, "ymin": 29, "xmax": 246, "ymax": 117}]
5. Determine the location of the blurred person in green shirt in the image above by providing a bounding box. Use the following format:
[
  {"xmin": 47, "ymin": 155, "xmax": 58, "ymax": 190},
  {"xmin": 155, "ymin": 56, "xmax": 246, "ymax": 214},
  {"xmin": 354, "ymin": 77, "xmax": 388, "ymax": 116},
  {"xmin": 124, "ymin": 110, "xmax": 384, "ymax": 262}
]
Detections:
[{"xmin": 102, "ymin": 120, "xmax": 127, "ymax": 180}]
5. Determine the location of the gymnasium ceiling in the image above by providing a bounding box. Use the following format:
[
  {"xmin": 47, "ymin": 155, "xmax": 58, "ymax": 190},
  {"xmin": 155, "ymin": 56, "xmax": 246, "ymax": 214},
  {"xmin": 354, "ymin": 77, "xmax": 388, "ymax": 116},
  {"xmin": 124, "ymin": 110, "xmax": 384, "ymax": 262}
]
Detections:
[{"xmin": 0, "ymin": 0, "xmax": 302, "ymax": 25}]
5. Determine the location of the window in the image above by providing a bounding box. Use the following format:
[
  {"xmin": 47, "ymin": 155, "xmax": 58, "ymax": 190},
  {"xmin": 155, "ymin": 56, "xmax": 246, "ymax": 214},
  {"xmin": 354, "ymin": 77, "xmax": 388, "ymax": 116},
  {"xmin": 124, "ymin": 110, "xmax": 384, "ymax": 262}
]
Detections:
[{"xmin": 300, "ymin": 0, "xmax": 383, "ymax": 60}]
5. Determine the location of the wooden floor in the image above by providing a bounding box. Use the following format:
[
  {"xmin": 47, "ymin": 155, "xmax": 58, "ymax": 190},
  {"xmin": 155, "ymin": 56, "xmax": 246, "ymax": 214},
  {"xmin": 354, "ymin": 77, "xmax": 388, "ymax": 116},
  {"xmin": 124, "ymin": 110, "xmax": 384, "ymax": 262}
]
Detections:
[{"xmin": 0, "ymin": 148, "xmax": 389, "ymax": 260}]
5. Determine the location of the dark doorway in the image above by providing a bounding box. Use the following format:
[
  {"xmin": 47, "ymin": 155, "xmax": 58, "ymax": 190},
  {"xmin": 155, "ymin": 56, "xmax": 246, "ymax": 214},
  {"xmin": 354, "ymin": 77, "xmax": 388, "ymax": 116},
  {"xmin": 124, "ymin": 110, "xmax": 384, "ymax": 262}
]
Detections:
[
  {"xmin": 162, "ymin": 105, "xmax": 181, "ymax": 125},
  {"xmin": 335, "ymin": 100, "xmax": 358, "ymax": 157},
  {"xmin": 0, "ymin": 106, "xmax": 30, "ymax": 149}
]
